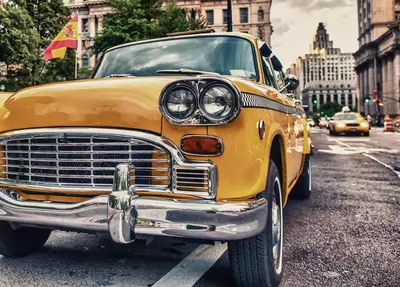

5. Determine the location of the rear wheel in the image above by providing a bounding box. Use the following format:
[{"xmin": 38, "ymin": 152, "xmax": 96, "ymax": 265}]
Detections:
[
  {"xmin": 291, "ymin": 155, "xmax": 311, "ymax": 199},
  {"xmin": 0, "ymin": 222, "xmax": 51, "ymax": 258},
  {"xmin": 228, "ymin": 160, "xmax": 283, "ymax": 287}
]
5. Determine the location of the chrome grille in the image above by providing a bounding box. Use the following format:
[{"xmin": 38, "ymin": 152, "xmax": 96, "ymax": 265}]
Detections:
[
  {"xmin": 0, "ymin": 135, "xmax": 170, "ymax": 189},
  {"xmin": 173, "ymin": 166, "xmax": 210, "ymax": 194}
]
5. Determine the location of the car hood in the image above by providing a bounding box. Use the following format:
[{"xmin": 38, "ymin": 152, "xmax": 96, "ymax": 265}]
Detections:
[{"xmin": 0, "ymin": 77, "xmax": 180, "ymax": 134}]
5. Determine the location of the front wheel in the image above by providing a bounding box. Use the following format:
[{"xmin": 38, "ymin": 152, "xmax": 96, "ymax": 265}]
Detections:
[
  {"xmin": 0, "ymin": 222, "xmax": 51, "ymax": 258},
  {"xmin": 228, "ymin": 160, "xmax": 283, "ymax": 287}
]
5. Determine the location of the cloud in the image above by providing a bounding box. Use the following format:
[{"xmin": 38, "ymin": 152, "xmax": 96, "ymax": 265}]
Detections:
[
  {"xmin": 272, "ymin": 18, "xmax": 291, "ymax": 36},
  {"xmin": 274, "ymin": 0, "xmax": 353, "ymax": 11}
]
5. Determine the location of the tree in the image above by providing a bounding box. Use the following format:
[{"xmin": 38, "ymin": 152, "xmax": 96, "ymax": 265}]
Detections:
[
  {"xmin": 92, "ymin": 0, "xmax": 207, "ymax": 54},
  {"xmin": 318, "ymin": 102, "xmax": 343, "ymax": 118},
  {"xmin": 0, "ymin": 0, "xmax": 74, "ymax": 90},
  {"xmin": 23, "ymin": 0, "xmax": 74, "ymax": 85},
  {"xmin": 0, "ymin": 2, "xmax": 39, "ymax": 90}
]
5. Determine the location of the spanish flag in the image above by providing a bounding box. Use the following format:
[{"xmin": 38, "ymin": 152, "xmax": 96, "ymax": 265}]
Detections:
[{"xmin": 44, "ymin": 14, "xmax": 79, "ymax": 61}]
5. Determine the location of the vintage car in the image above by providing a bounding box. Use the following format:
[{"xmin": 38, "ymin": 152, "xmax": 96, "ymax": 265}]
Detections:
[
  {"xmin": 0, "ymin": 32, "xmax": 311, "ymax": 287},
  {"xmin": 328, "ymin": 112, "xmax": 370, "ymax": 136}
]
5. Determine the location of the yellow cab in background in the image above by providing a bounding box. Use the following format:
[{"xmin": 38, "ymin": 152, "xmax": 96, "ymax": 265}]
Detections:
[{"xmin": 328, "ymin": 107, "xmax": 370, "ymax": 136}]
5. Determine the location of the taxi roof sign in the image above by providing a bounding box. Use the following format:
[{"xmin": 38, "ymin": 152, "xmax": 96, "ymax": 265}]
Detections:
[{"xmin": 342, "ymin": 106, "xmax": 351, "ymax": 113}]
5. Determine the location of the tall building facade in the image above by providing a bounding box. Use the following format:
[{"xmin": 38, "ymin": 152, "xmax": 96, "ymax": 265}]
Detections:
[
  {"xmin": 354, "ymin": 0, "xmax": 400, "ymax": 117},
  {"xmin": 289, "ymin": 23, "xmax": 357, "ymax": 113},
  {"xmin": 64, "ymin": 0, "xmax": 272, "ymax": 69}
]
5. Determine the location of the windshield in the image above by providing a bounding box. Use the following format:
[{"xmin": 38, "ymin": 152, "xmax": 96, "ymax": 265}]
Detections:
[
  {"xmin": 93, "ymin": 36, "xmax": 258, "ymax": 79},
  {"xmin": 335, "ymin": 114, "xmax": 358, "ymax": 120}
]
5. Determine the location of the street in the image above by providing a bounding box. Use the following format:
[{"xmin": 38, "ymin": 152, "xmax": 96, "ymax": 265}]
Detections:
[{"xmin": 0, "ymin": 129, "xmax": 399, "ymax": 287}]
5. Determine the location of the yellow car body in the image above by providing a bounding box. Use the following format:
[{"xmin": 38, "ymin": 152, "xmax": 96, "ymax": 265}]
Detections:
[
  {"xmin": 329, "ymin": 112, "xmax": 370, "ymax": 135},
  {"xmin": 0, "ymin": 32, "xmax": 310, "ymax": 245}
]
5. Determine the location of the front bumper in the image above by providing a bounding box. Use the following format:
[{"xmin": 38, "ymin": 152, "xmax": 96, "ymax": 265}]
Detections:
[
  {"xmin": 0, "ymin": 164, "xmax": 267, "ymax": 243},
  {"xmin": 335, "ymin": 126, "xmax": 369, "ymax": 133}
]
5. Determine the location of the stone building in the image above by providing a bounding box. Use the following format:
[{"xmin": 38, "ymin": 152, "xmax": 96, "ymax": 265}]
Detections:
[
  {"xmin": 289, "ymin": 23, "xmax": 357, "ymax": 113},
  {"xmin": 63, "ymin": 0, "xmax": 273, "ymax": 69},
  {"xmin": 354, "ymin": 0, "xmax": 400, "ymax": 117}
]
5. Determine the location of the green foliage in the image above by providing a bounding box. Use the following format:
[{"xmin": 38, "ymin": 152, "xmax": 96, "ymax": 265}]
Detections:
[
  {"xmin": 0, "ymin": 2, "xmax": 39, "ymax": 90},
  {"xmin": 314, "ymin": 102, "xmax": 344, "ymax": 119},
  {"xmin": 0, "ymin": 0, "xmax": 73, "ymax": 91},
  {"xmin": 77, "ymin": 68, "xmax": 93, "ymax": 80},
  {"xmin": 92, "ymin": 0, "xmax": 207, "ymax": 54}
]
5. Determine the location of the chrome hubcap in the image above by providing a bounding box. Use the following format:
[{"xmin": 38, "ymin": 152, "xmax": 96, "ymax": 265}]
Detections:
[{"xmin": 271, "ymin": 177, "xmax": 283, "ymax": 274}]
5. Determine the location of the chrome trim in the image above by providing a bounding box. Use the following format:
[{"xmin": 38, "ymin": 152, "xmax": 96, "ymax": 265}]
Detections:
[
  {"xmin": 180, "ymin": 135, "xmax": 224, "ymax": 157},
  {"xmin": 0, "ymin": 128, "xmax": 217, "ymax": 199},
  {"xmin": 159, "ymin": 77, "xmax": 242, "ymax": 126},
  {"xmin": 0, "ymin": 163, "xmax": 266, "ymax": 242}
]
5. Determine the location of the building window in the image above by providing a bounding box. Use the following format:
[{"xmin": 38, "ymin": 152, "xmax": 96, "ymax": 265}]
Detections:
[
  {"xmin": 223, "ymin": 9, "xmax": 228, "ymax": 24},
  {"xmin": 81, "ymin": 40, "xmax": 89, "ymax": 50},
  {"xmin": 81, "ymin": 18, "xmax": 88, "ymax": 32},
  {"xmin": 319, "ymin": 94, "xmax": 324, "ymax": 105},
  {"xmin": 341, "ymin": 94, "xmax": 346, "ymax": 105},
  {"xmin": 240, "ymin": 8, "xmax": 249, "ymax": 23},
  {"xmin": 258, "ymin": 9, "xmax": 264, "ymax": 22},
  {"xmin": 206, "ymin": 10, "xmax": 214, "ymax": 25},
  {"xmin": 82, "ymin": 55, "xmax": 89, "ymax": 68}
]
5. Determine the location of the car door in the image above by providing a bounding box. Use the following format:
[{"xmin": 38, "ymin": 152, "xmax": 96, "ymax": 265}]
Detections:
[{"xmin": 272, "ymin": 69, "xmax": 302, "ymax": 185}]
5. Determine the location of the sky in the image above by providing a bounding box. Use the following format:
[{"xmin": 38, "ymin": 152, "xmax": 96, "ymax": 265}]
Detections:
[{"xmin": 271, "ymin": 0, "xmax": 358, "ymax": 69}]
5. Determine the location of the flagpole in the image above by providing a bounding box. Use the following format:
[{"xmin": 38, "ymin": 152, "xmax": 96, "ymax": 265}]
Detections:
[{"xmin": 75, "ymin": 49, "xmax": 78, "ymax": 79}]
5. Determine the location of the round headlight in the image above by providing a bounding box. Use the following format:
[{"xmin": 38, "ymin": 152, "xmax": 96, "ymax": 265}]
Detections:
[
  {"xmin": 163, "ymin": 87, "xmax": 196, "ymax": 121},
  {"xmin": 200, "ymin": 85, "xmax": 236, "ymax": 121}
]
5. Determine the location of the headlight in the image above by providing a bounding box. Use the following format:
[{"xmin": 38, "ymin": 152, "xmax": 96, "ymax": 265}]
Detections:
[
  {"xmin": 163, "ymin": 87, "xmax": 196, "ymax": 121},
  {"xmin": 337, "ymin": 122, "xmax": 346, "ymax": 128},
  {"xmin": 199, "ymin": 85, "xmax": 236, "ymax": 121},
  {"xmin": 360, "ymin": 122, "xmax": 369, "ymax": 127}
]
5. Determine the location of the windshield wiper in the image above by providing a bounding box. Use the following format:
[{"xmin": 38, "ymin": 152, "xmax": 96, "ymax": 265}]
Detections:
[
  {"xmin": 108, "ymin": 74, "xmax": 134, "ymax": 78},
  {"xmin": 156, "ymin": 69, "xmax": 220, "ymax": 76}
]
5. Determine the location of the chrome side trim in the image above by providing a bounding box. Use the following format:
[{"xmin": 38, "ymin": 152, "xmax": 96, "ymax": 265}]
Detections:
[{"xmin": 0, "ymin": 128, "xmax": 217, "ymax": 199}]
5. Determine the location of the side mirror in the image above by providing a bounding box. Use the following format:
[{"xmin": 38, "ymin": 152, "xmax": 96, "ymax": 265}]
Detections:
[{"xmin": 283, "ymin": 74, "xmax": 299, "ymax": 91}]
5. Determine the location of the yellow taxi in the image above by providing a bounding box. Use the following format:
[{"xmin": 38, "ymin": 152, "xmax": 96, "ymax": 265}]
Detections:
[
  {"xmin": 0, "ymin": 31, "xmax": 311, "ymax": 287},
  {"xmin": 328, "ymin": 111, "xmax": 370, "ymax": 136}
]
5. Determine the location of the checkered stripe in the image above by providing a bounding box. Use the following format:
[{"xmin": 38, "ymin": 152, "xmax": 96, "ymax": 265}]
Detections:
[{"xmin": 241, "ymin": 93, "xmax": 288, "ymax": 114}]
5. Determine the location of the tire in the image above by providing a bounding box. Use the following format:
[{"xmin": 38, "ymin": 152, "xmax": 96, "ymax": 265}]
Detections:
[
  {"xmin": 329, "ymin": 128, "xmax": 336, "ymax": 136},
  {"xmin": 0, "ymin": 221, "xmax": 51, "ymax": 258},
  {"xmin": 290, "ymin": 155, "xmax": 311, "ymax": 200},
  {"xmin": 228, "ymin": 160, "xmax": 283, "ymax": 287},
  {"xmin": 364, "ymin": 131, "xmax": 370, "ymax": 136}
]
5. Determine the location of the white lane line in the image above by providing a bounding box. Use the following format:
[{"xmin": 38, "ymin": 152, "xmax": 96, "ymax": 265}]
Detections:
[
  {"xmin": 336, "ymin": 140, "xmax": 400, "ymax": 179},
  {"xmin": 152, "ymin": 243, "xmax": 227, "ymax": 287},
  {"xmin": 327, "ymin": 138, "xmax": 371, "ymax": 142},
  {"xmin": 363, "ymin": 154, "xmax": 400, "ymax": 179}
]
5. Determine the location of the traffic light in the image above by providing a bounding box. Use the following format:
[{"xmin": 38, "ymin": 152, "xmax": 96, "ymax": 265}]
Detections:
[
  {"xmin": 364, "ymin": 96, "xmax": 371, "ymax": 103},
  {"xmin": 313, "ymin": 100, "xmax": 318, "ymax": 104},
  {"xmin": 321, "ymin": 111, "xmax": 325, "ymax": 115}
]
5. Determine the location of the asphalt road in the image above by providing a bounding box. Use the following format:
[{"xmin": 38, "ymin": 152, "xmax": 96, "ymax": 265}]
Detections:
[{"xmin": 0, "ymin": 128, "xmax": 399, "ymax": 287}]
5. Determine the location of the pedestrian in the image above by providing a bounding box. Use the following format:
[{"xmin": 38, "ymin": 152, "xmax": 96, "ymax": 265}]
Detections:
[{"xmin": 367, "ymin": 114, "xmax": 372, "ymax": 129}]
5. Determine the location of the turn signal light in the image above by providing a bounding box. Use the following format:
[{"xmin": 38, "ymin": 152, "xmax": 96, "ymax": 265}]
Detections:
[{"xmin": 181, "ymin": 136, "xmax": 223, "ymax": 156}]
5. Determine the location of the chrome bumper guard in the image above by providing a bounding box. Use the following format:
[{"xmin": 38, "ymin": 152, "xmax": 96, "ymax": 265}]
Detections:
[{"xmin": 0, "ymin": 164, "xmax": 268, "ymax": 243}]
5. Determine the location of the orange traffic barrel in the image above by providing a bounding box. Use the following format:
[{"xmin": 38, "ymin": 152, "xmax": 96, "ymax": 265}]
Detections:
[{"xmin": 384, "ymin": 115, "xmax": 394, "ymax": 132}]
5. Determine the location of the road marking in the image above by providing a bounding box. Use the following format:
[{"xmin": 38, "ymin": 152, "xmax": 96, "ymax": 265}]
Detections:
[
  {"xmin": 327, "ymin": 138, "xmax": 371, "ymax": 142},
  {"xmin": 336, "ymin": 141, "xmax": 400, "ymax": 179},
  {"xmin": 152, "ymin": 243, "xmax": 227, "ymax": 287},
  {"xmin": 363, "ymin": 154, "xmax": 400, "ymax": 179}
]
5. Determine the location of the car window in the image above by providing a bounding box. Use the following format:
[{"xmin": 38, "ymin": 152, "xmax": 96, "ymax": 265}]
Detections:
[
  {"xmin": 261, "ymin": 56, "xmax": 276, "ymax": 87},
  {"xmin": 335, "ymin": 114, "xmax": 358, "ymax": 120},
  {"xmin": 94, "ymin": 36, "xmax": 258, "ymax": 80},
  {"xmin": 274, "ymin": 70, "xmax": 285, "ymax": 91}
]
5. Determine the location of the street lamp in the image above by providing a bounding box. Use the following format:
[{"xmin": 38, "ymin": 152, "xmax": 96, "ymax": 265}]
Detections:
[{"xmin": 227, "ymin": 0, "xmax": 233, "ymax": 32}]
